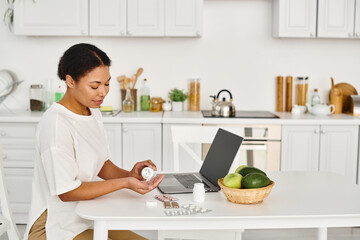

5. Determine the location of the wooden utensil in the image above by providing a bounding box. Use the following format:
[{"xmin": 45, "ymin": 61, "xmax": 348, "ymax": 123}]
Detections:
[
  {"xmin": 132, "ymin": 67, "xmax": 143, "ymax": 89},
  {"xmin": 285, "ymin": 76, "xmax": 293, "ymax": 112},
  {"xmin": 276, "ymin": 76, "xmax": 284, "ymax": 112},
  {"xmin": 125, "ymin": 77, "xmax": 132, "ymax": 90},
  {"xmin": 329, "ymin": 77, "xmax": 343, "ymax": 114},
  {"xmin": 131, "ymin": 74, "xmax": 137, "ymax": 90},
  {"xmin": 117, "ymin": 75, "xmax": 126, "ymax": 89}
]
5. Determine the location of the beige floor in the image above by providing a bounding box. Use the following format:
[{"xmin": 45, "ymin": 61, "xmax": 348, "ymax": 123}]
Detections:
[{"xmin": 1, "ymin": 225, "xmax": 360, "ymax": 240}]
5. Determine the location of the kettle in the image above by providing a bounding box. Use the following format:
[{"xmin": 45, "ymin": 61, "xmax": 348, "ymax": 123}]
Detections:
[
  {"xmin": 210, "ymin": 89, "xmax": 236, "ymax": 117},
  {"xmin": 306, "ymin": 103, "xmax": 335, "ymax": 116}
]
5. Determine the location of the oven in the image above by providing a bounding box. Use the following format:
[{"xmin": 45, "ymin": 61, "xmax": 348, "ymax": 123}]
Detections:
[{"xmin": 203, "ymin": 124, "xmax": 281, "ymax": 173}]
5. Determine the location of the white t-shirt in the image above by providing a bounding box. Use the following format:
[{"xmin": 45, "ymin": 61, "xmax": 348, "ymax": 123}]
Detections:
[{"xmin": 24, "ymin": 103, "xmax": 111, "ymax": 240}]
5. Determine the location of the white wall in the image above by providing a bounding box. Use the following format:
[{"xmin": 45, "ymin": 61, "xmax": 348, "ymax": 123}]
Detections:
[{"xmin": 1, "ymin": 0, "xmax": 360, "ymax": 112}]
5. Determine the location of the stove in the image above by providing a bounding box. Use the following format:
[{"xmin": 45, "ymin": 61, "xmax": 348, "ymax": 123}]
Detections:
[{"xmin": 201, "ymin": 110, "xmax": 279, "ymax": 118}]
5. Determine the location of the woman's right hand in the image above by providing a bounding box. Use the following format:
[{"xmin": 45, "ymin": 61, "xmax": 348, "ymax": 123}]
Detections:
[{"xmin": 127, "ymin": 175, "xmax": 164, "ymax": 195}]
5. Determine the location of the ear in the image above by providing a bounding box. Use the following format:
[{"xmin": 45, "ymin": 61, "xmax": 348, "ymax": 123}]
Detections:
[{"xmin": 65, "ymin": 75, "xmax": 76, "ymax": 89}]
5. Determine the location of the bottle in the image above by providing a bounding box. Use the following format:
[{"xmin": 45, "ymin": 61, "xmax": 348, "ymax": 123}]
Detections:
[
  {"xmin": 141, "ymin": 167, "xmax": 156, "ymax": 181},
  {"xmin": 311, "ymin": 89, "xmax": 321, "ymax": 106},
  {"xmin": 193, "ymin": 183, "xmax": 205, "ymax": 203},
  {"xmin": 30, "ymin": 84, "xmax": 44, "ymax": 111},
  {"xmin": 140, "ymin": 79, "xmax": 150, "ymax": 111},
  {"xmin": 54, "ymin": 84, "xmax": 64, "ymax": 102},
  {"xmin": 123, "ymin": 88, "xmax": 135, "ymax": 112}
]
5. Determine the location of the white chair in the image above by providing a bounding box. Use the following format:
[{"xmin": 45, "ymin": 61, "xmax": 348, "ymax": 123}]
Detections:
[
  {"xmin": 158, "ymin": 126, "xmax": 244, "ymax": 240},
  {"xmin": 0, "ymin": 144, "xmax": 21, "ymax": 240}
]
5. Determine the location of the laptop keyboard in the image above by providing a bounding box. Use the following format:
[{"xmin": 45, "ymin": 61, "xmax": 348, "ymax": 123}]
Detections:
[{"xmin": 174, "ymin": 174, "xmax": 210, "ymax": 189}]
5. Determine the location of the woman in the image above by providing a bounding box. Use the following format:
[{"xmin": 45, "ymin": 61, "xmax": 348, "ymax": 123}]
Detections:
[{"xmin": 24, "ymin": 43, "xmax": 164, "ymax": 240}]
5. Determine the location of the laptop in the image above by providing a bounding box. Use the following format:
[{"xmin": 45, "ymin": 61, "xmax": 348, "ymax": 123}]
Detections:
[{"xmin": 157, "ymin": 128, "xmax": 243, "ymax": 194}]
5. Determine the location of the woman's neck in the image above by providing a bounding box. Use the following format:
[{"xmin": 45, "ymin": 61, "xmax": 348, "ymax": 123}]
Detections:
[{"xmin": 57, "ymin": 92, "xmax": 91, "ymax": 116}]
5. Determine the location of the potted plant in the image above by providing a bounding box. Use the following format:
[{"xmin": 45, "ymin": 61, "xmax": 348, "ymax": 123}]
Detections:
[{"xmin": 168, "ymin": 88, "xmax": 188, "ymax": 111}]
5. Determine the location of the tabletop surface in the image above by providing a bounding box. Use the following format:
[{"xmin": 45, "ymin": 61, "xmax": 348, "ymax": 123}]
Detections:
[{"xmin": 76, "ymin": 171, "xmax": 360, "ymax": 222}]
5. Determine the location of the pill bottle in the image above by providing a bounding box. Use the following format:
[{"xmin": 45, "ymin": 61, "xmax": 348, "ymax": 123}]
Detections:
[
  {"xmin": 141, "ymin": 167, "xmax": 156, "ymax": 181},
  {"xmin": 193, "ymin": 183, "xmax": 205, "ymax": 202}
]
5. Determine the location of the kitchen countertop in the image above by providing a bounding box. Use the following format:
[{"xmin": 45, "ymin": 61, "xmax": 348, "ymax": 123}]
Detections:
[
  {"xmin": 0, "ymin": 110, "xmax": 359, "ymax": 125},
  {"xmin": 162, "ymin": 111, "xmax": 360, "ymax": 125}
]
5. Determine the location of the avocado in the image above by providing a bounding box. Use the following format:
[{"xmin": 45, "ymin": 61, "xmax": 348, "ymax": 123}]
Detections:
[
  {"xmin": 237, "ymin": 166, "xmax": 266, "ymax": 177},
  {"xmin": 241, "ymin": 173, "xmax": 271, "ymax": 189}
]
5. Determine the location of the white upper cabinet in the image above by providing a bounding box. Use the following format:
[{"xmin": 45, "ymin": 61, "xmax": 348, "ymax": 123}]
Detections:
[
  {"xmin": 273, "ymin": 0, "xmax": 317, "ymax": 38},
  {"xmin": 317, "ymin": 0, "xmax": 355, "ymax": 38},
  {"xmin": 127, "ymin": 0, "xmax": 165, "ymax": 36},
  {"xmin": 274, "ymin": 0, "xmax": 360, "ymax": 39},
  {"xmin": 90, "ymin": 0, "xmax": 127, "ymax": 36},
  {"xmin": 14, "ymin": 0, "xmax": 88, "ymax": 36},
  {"xmin": 14, "ymin": 0, "xmax": 203, "ymax": 37},
  {"xmin": 355, "ymin": 0, "xmax": 360, "ymax": 37},
  {"xmin": 165, "ymin": 0, "xmax": 203, "ymax": 37}
]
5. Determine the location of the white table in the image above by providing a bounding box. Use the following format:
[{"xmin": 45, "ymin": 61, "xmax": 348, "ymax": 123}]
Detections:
[{"xmin": 76, "ymin": 172, "xmax": 360, "ymax": 240}]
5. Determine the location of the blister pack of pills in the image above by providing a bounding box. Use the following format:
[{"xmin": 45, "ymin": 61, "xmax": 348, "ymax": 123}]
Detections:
[
  {"xmin": 155, "ymin": 194, "xmax": 178, "ymax": 202},
  {"xmin": 164, "ymin": 204, "xmax": 211, "ymax": 216}
]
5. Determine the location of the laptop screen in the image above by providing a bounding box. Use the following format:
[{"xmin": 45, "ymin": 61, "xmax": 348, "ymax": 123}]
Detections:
[{"xmin": 199, "ymin": 128, "xmax": 243, "ymax": 186}]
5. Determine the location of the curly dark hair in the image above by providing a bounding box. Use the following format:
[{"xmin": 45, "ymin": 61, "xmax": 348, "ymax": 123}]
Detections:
[{"xmin": 57, "ymin": 43, "xmax": 111, "ymax": 82}]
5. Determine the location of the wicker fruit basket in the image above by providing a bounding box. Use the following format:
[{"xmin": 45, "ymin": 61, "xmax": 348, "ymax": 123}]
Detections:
[{"xmin": 218, "ymin": 178, "xmax": 275, "ymax": 204}]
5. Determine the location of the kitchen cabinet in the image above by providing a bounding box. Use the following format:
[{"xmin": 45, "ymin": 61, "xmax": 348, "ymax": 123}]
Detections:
[
  {"xmin": 89, "ymin": 0, "xmax": 127, "ymax": 36},
  {"xmin": 162, "ymin": 123, "xmax": 202, "ymax": 172},
  {"xmin": 356, "ymin": 1, "xmax": 360, "ymax": 36},
  {"xmin": 165, "ymin": 0, "xmax": 203, "ymax": 37},
  {"xmin": 281, "ymin": 125, "xmax": 359, "ymax": 183},
  {"xmin": 317, "ymin": 0, "xmax": 356, "ymax": 38},
  {"xmin": 14, "ymin": 0, "xmax": 203, "ymax": 37},
  {"xmin": 122, "ymin": 123, "xmax": 162, "ymax": 171},
  {"xmin": 273, "ymin": 0, "xmax": 317, "ymax": 38},
  {"xmin": 127, "ymin": 0, "xmax": 165, "ymax": 36},
  {"xmin": 103, "ymin": 123, "xmax": 123, "ymax": 167},
  {"xmin": 14, "ymin": 0, "xmax": 88, "ymax": 36},
  {"xmin": 0, "ymin": 123, "xmax": 36, "ymax": 224},
  {"xmin": 273, "ymin": 0, "xmax": 360, "ymax": 38}
]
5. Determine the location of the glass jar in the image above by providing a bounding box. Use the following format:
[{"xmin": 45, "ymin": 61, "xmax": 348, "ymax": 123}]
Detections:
[
  {"xmin": 296, "ymin": 76, "xmax": 308, "ymax": 106},
  {"xmin": 188, "ymin": 78, "xmax": 200, "ymax": 111},
  {"xmin": 30, "ymin": 84, "xmax": 44, "ymax": 111},
  {"xmin": 149, "ymin": 97, "xmax": 165, "ymax": 112},
  {"xmin": 122, "ymin": 89, "xmax": 135, "ymax": 112}
]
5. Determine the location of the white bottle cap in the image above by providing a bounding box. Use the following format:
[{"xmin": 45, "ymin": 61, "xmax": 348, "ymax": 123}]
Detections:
[{"xmin": 141, "ymin": 167, "xmax": 156, "ymax": 181}]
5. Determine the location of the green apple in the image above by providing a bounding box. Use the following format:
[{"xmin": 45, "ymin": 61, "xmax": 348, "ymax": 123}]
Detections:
[
  {"xmin": 223, "ymin": 173, "xmax": 243, "ymax": 189},
  {"xmin": 235, "ymin": 165, "xmax": 247, "ymax": 173}
]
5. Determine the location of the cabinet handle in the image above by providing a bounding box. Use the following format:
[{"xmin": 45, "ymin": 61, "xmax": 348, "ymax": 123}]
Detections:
[
  {"xmin": 120, "ymin": 31, "xmax": 125, "ymax": 36},
  {"xmin": 314, "ymin": 129, "xmax": 320, "ymax": 134},
  {"xmin": 356, "ymin": 33, "xmax": 360, "ymax": 37},
  {"xmin": 196, "ymin": 31, "xmax": 201, "ymax": 36},
  {"xmin": 310, "ymin": 32, "xmax": 315, "ymax": 37},
  {"xmin": 81, "ymin": 30, "xmax": 87, "ymax": 35},
  {"xmin": 0, "ymin": 131, "xmax": 6, "ymax": 136},
  {"xmin": 348, "ymin": 32, "xmax": 353, "ymax": 37},
  {"xmin": 127, "ymin": 31, "xmax": 132, "ymax": 36},
  {"xmin": 123, "ymin": 128, "xmax": 128, "ymax": 133},
  {"xmin": 320, "ymin": 129, "xmax": 326, "ymax": 134},
  {"xmin": 2, "ymin": 154, "xmax": 7, "ymax": 160}
]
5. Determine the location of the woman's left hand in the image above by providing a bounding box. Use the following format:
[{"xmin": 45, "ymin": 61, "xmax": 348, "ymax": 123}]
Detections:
[{"xmin": 129, "ymin": 160, "xmax": 157, "ymax": 180}]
